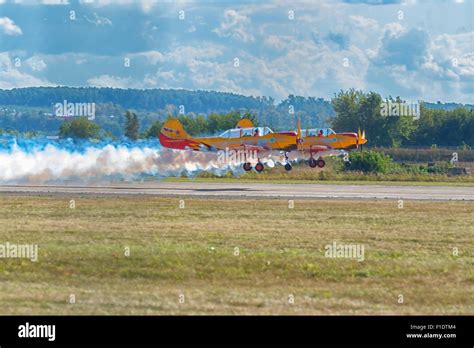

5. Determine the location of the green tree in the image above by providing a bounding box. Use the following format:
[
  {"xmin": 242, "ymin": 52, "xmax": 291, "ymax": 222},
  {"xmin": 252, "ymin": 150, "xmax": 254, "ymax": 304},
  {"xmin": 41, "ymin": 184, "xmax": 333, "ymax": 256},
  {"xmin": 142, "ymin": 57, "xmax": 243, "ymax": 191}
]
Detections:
[
  {"xmin": 144, "ymin": 120, "xmax": 164, "ymax": 138},
  {"xmin": 331, "ymin": 90, "xmax": 416, "ymax": 147},
  {"xmin": 59, "ymin": 117, "xmax": 101, "ymax": 139},
  {"xmin": 124, "ymin": 111, "xmax": 139, "ymax": 140},
  {"xmin": 409, "ymin": 107, "xmax": 474, "ymax": 147}
]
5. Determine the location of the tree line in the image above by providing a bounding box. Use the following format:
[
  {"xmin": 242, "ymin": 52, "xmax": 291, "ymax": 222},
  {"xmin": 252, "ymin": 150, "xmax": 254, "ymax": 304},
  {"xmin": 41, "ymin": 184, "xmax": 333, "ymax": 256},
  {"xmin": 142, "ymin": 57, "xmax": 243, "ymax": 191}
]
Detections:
[
  {"xmin": 330, "ymin": 89, "xmax": 473, "ymax": 148},
  {"xmin": 0, "ymin": 90, "xmax": 333, "ymax": 137},
  {"xmin": 1, "ymin": 87, "xmax": 472, "ymax": 147},
  {"xmin": 57, "ymin": 110, "xmax": 258, "ymax": 140}
]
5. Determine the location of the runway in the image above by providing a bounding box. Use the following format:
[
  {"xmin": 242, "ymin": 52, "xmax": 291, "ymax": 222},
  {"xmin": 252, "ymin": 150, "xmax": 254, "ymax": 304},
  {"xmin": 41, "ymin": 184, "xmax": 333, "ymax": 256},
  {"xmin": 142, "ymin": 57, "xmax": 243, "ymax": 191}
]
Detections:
[{"xmin": 1, "ymin": 182, "xmax": 473, "ymax": 201}]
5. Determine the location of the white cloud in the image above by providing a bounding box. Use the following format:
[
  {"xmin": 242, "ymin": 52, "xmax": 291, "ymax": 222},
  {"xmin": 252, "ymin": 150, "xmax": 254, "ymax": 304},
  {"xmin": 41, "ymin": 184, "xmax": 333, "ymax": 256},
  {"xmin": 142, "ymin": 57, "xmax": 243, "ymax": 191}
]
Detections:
[
  {"xmin": 426, "ymin": 32, "xmax": 474, "ymax": 88},
  {"xmin": 263, "ymin": 35, "xmax": 290, "ymax": 50},
  {"xmin": 213, "ymin": 9, "xmax": 254, "ymax": 43},
  {"xmin": 133, "ymin": 51, "xmax": 165, "ymax": 65},
  {"xmin": 0, "ymin": 53, "xmax": 52, "ymax": 89},
  {"xmin": 77, "ymin": 0, "xmax": 192, "ymax": 15},
  {"xmin": 78, "ymin": 0, "xmax": 114, "ymax": 6},
  {"xmin": 366, "ymin": 24, "xmax": 474, "ymax": 102},
  {"xmin": 41, "ymin": 0, "xmax": 69, "ymax": 4},
  {"xmin": 0, "ymin": 17, "xmax": 23, "ymax": 36},
  {"xmin": 142, "ymin": 70, "xmax": 178, "ymax": 87},
  {"xmin": 8, "ymin": 0, "xmax": 69, "ymax": 4},
  {"xmin": 138, "ymin": 36, "xmax": 369, "ymax": 100},
  {"xmin": 350, "ymin": 15, "xmax": 378, "ymax": 30},
  {"xmin": 139, "ymin": 0, "xmax": 154, "ymax": 14},
  {"xmin": 165, "ymin": 44, "xmax": 224, "ymax": 66},
  {"xmin": 26, "ymin": 56, "xmax": 47, "ymax": 71},
  {"xmin": 383, "ymin": 22, "xmax": 405, "ymax": 36},
  {"xmin": 84, "ymin": 12, "xmax": 112, "ymax": 26},
  {"xmin": 2, "ymin": 0, "xmax": 473, "ymax": 103},
  {"xmin": 87, "ymin": 74, "xmax": 133, "ymax": 88}
]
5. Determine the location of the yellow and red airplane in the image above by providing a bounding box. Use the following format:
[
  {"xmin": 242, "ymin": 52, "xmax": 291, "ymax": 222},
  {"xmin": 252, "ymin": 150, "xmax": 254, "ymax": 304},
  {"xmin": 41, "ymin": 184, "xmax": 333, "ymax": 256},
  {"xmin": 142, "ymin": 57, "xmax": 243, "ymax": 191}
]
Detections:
[
  {"xmin": 159, "ymin": 118, "xmax": 297, "ymax": 172},
  {"xmin": 159, "ymin": 117, "xmax": 367, "ymax": 172},
  {"xmin": 293, "ymin": 117, "xmax": 367, "ymax": 169}
]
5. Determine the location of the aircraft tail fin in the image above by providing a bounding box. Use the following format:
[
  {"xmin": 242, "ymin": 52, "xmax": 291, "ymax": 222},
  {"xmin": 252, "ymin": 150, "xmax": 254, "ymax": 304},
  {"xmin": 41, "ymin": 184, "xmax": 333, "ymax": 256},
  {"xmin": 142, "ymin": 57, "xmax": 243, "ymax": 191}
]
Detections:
[
  {"xmin": 236, "ymin": 118, "xmax": 254, "ymax": 128},
  {"xmin": 159, "ymin": 118, "xmax": 197, "ymax": 149},
  {"xmin": 160, "ymin": 118, "xmax": 189, "ymax": 139}
]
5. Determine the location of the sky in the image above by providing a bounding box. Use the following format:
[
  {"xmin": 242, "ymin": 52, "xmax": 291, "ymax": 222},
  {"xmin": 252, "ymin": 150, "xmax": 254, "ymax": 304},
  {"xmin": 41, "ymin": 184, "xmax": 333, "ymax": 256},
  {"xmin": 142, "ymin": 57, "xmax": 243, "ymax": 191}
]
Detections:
[{"xmin": 0, "ymin": 0, "xmax": 473, "ymax": 103}]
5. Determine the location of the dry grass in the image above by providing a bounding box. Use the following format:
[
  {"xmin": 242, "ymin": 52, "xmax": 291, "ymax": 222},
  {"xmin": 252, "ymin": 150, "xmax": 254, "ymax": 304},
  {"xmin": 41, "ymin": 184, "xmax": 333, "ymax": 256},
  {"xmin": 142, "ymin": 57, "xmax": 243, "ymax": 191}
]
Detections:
[{"xmin": 0, "ymin": 195, "xmax": 472, "ymax": 315}]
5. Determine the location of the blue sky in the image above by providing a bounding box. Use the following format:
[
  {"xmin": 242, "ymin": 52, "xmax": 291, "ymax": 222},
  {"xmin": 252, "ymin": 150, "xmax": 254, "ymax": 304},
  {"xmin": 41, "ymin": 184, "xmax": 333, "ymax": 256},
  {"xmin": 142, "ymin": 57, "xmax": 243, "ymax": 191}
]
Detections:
[{"xmin": 0, "ymin": 0, "xmax": 473, "ymax": 103}]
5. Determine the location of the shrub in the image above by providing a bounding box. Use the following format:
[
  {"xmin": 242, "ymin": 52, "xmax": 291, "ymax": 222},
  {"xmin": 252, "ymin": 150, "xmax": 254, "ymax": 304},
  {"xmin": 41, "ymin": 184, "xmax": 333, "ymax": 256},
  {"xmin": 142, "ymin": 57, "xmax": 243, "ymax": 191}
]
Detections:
[
  {"xmin": 346, "ymin": 150, "xmax": 395, "ymax": 173},
  {"xmin": 59, "ymin": 117, "xmax": 101, "ymax": 139}
]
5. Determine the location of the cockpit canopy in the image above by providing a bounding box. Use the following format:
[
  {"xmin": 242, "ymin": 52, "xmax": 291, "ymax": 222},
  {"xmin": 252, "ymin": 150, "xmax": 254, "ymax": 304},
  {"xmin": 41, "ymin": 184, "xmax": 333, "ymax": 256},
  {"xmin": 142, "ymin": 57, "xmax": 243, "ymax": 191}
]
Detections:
[
  {"xmin": 219, "ymin": 127, "xmax": 273, "ymax": 138},
  {"xmin": 304, "ymin": 128, "xmax": 336, "ymax": 137}
]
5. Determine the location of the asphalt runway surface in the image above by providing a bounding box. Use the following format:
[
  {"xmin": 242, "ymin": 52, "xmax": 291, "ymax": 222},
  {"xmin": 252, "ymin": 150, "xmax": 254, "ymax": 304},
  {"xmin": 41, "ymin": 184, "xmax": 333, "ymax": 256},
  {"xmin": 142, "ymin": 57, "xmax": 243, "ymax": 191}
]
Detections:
[{"xmin": 1, "ymin": 182, "xmax": 473, "ymax": 201}]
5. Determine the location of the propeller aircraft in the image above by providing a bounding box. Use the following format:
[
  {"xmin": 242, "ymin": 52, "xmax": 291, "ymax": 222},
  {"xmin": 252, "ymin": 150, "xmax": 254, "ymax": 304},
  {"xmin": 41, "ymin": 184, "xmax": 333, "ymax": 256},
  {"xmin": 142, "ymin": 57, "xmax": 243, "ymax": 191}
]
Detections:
[
  {"xmin": 159, "ymin": 118, "xmax": 297, "ymax": 172},
  {"xmin": 159, "ymin": 117, "xmax": 367, "ymax": 172},
  {"xmin": 292, "ymin": 117, "xmax": 367, "ymax": 170}
]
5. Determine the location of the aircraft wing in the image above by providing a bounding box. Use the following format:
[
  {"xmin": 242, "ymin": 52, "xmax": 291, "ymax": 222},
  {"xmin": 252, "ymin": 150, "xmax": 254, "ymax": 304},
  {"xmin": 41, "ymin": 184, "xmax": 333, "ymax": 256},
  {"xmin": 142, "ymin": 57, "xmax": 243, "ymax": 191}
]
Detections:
[
  {"xmin": 288, "ymin": 145, "xmax": 346, "ymax": 160},
  {"xmin": 306, "ymin": 145, "xmax": 331, "ymax": 154},
  {"xmin": 182, "ymin": 142, "xmax": 270, "ymax": 153},
  {"xmin": 227, "ymin": 143, "xmax": 270, "ymax": 153},
  {"xmin": 296, "ymin": 144, "xmax": 332, "ymax": 155}
]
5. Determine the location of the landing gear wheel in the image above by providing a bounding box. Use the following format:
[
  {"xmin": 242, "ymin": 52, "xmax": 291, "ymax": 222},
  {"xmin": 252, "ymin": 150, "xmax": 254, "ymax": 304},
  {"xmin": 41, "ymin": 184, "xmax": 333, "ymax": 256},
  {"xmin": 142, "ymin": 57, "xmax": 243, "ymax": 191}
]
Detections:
[
  {"xmin": 243, "ymin": 162, "xmax": 252, "ymax": 171},
  {"xmin": 309, "ymin": 158, "xmax": 317, "ymax": 168},
  {"xmin": 255, "ymin": 162, "xmax": 264, "ymax": 173},
  {"xmin": 317, "ymin": 159, "xmax": 326, "ymax": 168},
  {"xmin": 284, "ymin": 163, "xmax": 292, "ymax": 171}
]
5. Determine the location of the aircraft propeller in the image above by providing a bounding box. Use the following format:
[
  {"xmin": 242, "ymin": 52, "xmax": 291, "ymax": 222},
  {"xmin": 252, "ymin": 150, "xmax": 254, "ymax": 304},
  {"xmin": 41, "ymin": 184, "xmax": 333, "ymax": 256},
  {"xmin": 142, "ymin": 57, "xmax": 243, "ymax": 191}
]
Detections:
[
  {"xmin": 357, "ymin": 128, "xmax": 366, "ymax": 151},
  {"xmin": 296, "ymin": 116, "xmax": 303, "ymax": 150}
]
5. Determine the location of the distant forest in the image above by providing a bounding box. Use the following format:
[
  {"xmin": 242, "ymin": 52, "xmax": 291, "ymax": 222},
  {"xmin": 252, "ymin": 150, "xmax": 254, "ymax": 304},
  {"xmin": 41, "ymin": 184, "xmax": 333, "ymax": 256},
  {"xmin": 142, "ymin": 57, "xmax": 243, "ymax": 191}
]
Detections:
[{"xmin": 0, "ymin": 87, "xmax": 334, "ymax": 135}]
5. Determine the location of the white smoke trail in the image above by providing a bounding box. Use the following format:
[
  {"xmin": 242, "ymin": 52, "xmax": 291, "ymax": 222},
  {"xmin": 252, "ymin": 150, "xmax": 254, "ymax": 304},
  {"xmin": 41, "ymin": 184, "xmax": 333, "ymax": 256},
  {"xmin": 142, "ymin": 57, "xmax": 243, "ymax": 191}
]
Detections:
[{"xmin": 0, "ymin": 141, "xmax": 236, "ymax": 184}]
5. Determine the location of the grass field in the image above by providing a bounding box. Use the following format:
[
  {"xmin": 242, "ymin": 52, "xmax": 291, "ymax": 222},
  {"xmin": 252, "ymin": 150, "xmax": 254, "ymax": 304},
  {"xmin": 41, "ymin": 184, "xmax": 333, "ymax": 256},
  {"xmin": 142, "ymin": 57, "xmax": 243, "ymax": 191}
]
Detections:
[{"xmin": 0, "ymin": 194, "xmax": 473, "ymax": 315}]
